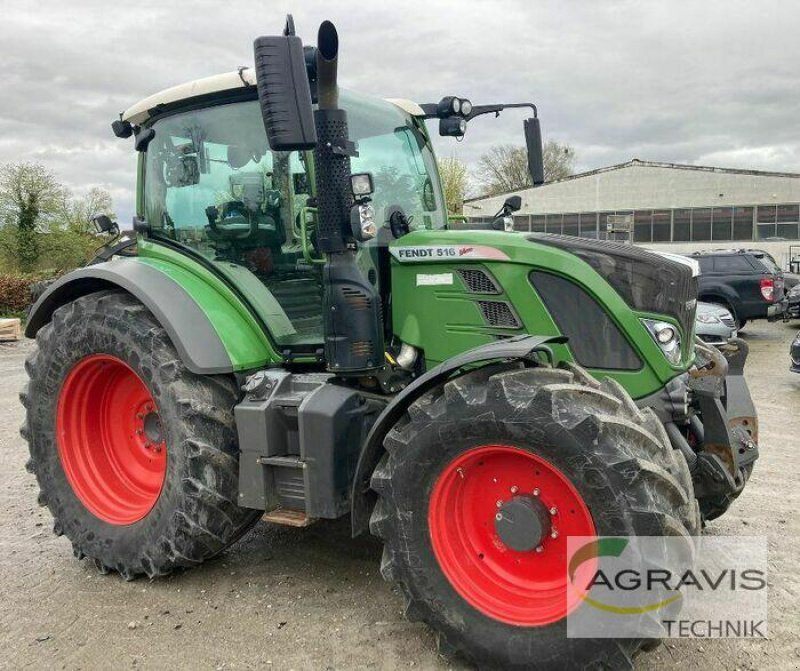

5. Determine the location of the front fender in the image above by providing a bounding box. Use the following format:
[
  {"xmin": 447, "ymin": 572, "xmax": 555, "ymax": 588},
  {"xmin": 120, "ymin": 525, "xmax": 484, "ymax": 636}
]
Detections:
[
  {"xmin": 350, "ymin": 334, "xmax": 567, "ymax": 536},
  {"xmin": 26, "ymin": 256, "xmax": 278, "ymax": 375}
]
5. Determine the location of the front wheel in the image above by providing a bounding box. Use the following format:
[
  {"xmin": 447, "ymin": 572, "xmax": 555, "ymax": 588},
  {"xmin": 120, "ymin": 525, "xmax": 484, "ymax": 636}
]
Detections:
[
  {"xmin": 21, "ymin": 290, "xmax": 260, "ymax": 579},
  {"xmin": 370, "ymin": 364, "xmax": 700, "ymax": 669}
]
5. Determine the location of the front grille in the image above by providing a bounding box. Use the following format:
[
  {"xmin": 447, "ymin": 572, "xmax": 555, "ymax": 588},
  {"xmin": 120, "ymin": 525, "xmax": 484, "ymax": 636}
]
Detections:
[
  {"xmin": 477, "ymin": 301, "xmax": 522, "ymax": 329},
  {"xmin": 457, "ymin": 268, "xmax": 501, "ymax": 294}
]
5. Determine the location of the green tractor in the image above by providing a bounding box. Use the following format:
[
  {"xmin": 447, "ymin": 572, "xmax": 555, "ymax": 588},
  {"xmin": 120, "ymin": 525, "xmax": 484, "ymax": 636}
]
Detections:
[{"xmin": 22, "ymin": 17, "xmax": 758, "ymax": 669}]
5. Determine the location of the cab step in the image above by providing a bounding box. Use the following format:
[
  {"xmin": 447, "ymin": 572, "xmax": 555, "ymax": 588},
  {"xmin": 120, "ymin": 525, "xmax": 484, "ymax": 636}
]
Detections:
[{"xmin": 262, "ymin": 508, "xmax": 314, "ymax": 527}]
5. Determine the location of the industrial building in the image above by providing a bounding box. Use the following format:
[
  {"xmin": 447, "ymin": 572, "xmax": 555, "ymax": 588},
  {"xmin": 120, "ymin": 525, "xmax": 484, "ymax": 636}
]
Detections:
[{"xmin": 464, "ymin": 160, "xmax": 800, "ymax": 264}]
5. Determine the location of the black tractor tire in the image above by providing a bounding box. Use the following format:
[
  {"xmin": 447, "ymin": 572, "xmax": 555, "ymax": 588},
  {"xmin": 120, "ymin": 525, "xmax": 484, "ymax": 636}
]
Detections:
[
  {"xmin": 21, "ymin": 290, "xmax": 260, "ymax": 580},
  {"xmin": 370, "ymin": 363, "xmax": 700, "ymax": 670}
]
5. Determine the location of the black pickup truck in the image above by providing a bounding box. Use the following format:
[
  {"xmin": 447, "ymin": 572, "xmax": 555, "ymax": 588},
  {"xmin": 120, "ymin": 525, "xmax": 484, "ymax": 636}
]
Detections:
[{"xmin": 690, "ymin": 249, "xmax": 787, "ymax": 328}]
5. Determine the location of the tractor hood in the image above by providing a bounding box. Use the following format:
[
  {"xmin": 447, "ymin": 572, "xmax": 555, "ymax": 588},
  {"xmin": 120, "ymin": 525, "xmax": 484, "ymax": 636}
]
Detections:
[{"xmin": 387, "ymin": 229, "xmax": 699, "ymax": 385}]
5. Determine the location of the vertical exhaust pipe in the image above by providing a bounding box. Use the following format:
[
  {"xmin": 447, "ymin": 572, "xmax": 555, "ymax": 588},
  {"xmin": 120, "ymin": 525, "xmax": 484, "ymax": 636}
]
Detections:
[
  {"xmin": 313, "ymin": 21, "xmax": 349, "ymax": 255},
  {"xmin": 316, "ymin": 22, "xmax": 339, "ymax": 110}
]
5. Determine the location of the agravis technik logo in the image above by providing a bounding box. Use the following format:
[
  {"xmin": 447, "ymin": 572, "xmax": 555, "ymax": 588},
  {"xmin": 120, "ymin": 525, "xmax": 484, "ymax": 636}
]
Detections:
[{"xmin": 566, "ymin": 536, "xmax": 768, "ymax": 639}]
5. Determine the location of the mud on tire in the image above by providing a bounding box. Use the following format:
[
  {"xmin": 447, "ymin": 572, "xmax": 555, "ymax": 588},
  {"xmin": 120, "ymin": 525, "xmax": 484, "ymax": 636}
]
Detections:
[
  {"xmin": 370, "ymin": 363, "xmax": 700, "ymax": 670},
  {"xmin": 21, "ymin": 290, "xmax": 260, "ymax": 580}
]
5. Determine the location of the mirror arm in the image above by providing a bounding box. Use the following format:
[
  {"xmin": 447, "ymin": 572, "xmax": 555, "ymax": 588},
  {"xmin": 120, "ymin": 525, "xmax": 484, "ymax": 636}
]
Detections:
[{"xmin": 463, "ymin": 102, "xmax": 538, "ymax": 122}]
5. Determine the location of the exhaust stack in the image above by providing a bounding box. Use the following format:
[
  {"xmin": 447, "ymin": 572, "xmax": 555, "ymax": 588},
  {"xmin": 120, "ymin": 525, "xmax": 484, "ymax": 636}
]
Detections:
[
  {"xmin": 312, "ymin": 21, "xmax": 385, "ymax": 373},
  {"xmin": 253, "ymin": 16, "xmax": 383, "ymax": 374}
]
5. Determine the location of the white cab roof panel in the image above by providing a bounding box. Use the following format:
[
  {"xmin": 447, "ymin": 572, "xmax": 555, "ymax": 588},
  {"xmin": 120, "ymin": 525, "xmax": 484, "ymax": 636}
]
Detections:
[{"xmin": 121, "ymin": 68, "xmax": 420, "ymax": 124}]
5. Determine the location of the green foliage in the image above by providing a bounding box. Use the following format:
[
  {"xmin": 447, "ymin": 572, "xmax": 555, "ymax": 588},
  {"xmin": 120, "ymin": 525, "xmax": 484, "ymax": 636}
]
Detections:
[
  {"xmin": 39, "ymin": 229, "xmax": 102, "ymax": 274},
  {"xmin": 59, "ymin": 187, "xmax": 115, "ymax": 234},
  {"xmin": 437, "ymin": 156, "xmax": 468, "ymax": 215},
  {"xmin": 0, "ymin": 162, "xmax": 115, "ymax": 277},
  {"xmin": 0, "ymin": 163, "xmax": 67, "ymax": 272}
]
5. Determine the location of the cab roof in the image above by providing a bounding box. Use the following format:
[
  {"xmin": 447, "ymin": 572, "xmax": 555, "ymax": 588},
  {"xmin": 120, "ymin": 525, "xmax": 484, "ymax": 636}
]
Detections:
[{"xmin": 121, "ymin": 68, "xmax": 424, "ymax": 125}]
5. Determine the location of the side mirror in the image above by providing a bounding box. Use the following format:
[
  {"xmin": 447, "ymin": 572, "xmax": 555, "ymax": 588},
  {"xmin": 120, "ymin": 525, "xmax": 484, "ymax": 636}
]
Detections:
[
  {"xmin": 93, "ymin": 214, "xmax": 119, "ymax": 235},
  {"xmin": 524, "ymin": 117, "xmax": 545, "ymax": 186},
  {"xmin": 504, "ymin": 195, "xmax": 522, "ymax": 213},
  {"xmin": 253, "ymin": 15, "xmax": 317, "ymax": 151},
  {"xmin": 491, "ymin": 216, "xmax": 514, "ymax": 232}
]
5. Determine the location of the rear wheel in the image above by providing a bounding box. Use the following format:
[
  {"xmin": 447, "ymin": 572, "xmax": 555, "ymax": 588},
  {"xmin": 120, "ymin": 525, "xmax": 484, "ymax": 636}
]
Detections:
[
  {"xmin": 21, "ymin": 290, "xmax": 260, "ymax": 579},
  {"xmin": 370, "ymin": 364, "xmax": 700, "ymax": 670}
]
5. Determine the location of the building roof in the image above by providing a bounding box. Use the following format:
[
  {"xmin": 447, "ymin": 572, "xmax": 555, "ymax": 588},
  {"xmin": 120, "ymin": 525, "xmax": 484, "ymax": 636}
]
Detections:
[
  {"xmin": 121, "ymin": 69, "xmax": 423, "ymax": 125},
  {"xmin": 465, "ymin": 159, "xmax": 800, "ymax": 203}
]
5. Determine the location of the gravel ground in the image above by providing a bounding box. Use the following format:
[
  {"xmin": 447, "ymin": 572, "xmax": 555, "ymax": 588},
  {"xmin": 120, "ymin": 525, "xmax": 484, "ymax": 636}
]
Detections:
[{"xmin": 1, "ymin": 322, "xmax": 798, "ymax": 670}]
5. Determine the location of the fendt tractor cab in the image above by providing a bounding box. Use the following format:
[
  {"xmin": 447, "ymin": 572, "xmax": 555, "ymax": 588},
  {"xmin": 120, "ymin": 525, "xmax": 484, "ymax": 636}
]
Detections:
[{"xmin": 22, "ymin": 17, "xmax": 758, "ymax": 669}]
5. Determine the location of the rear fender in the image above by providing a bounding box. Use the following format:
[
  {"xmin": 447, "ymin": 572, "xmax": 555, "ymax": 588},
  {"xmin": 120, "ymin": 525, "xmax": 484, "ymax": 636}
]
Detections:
[{"xmin": 26, "ymin": 257, "xmax": 279, "ymax": 374}]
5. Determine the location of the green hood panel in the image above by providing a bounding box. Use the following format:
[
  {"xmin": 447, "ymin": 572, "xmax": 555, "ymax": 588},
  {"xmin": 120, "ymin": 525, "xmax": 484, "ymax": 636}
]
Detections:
[{"xmin": 389, "ymin": 230, "xmax": 692, "ymax": 399}]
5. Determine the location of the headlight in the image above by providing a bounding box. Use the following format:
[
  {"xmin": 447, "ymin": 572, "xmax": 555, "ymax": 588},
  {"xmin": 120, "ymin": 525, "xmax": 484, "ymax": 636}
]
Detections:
[
  {"xmin": 789, "ymin": 284, "xmax": 800, "ymax": 297},
  {"xmin": 643, "ymin": 319, "xmax": 682, "ymax": 365},
  {"xmin": 696, "ymin": 313, "xmax": 721, "ymax": 324}
]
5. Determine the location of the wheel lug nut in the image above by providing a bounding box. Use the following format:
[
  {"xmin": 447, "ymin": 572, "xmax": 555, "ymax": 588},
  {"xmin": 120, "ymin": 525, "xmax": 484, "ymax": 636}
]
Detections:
[
  {"xmin": 495, "ymin": 513, "xmax": 503, "ymax": 521},
  {"xmin": 510, "ymin": 486, "xmax": 519, "ymax": 494},
  {"xmin": 496, "ymin": 499, "xmax": 503, "ymax": 508},
  {"xmin": 549, "ymin": 507, "xmax": 558, "ymax": 515},
  {"xmin": 533, "ymin": 488, "xmax": 540, "ymax": 496},
  {"xmin": 535, "ymin": 545, "xmax": 544, "ymax": 553},
  {"xmin": 144, "ymin": 443, "xmax": 151, "ymax": 450},
  {"xmin": 551, "ymin": 530, "xmax": 559, "ymax": 539},
  {"xmin": 136, "ymin": 429, "xmax": 143, "ymax": 435}
]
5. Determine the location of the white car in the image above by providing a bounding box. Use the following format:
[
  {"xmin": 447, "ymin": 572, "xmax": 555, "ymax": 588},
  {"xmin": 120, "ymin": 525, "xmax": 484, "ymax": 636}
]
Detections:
[{"xmin": 696, "ymin": 301, "xmax": 737, "ymax": 345}]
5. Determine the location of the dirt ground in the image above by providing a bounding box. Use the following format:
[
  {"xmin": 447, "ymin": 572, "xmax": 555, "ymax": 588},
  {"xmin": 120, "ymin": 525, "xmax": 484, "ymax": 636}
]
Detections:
[{"xmin": 1, "ymin": 322, "xmax": 798, "ymax": 671}]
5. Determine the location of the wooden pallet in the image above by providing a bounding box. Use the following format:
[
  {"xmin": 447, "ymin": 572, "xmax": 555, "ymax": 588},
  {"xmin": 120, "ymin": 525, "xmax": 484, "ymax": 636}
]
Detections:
[{"xmin": 0, "ymin": 318, "xmax": 21, "ymax": 341}]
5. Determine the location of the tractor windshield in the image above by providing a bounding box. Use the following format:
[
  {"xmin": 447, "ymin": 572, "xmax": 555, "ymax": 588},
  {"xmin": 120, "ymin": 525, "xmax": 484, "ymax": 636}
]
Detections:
[
  {"xmin": 142, "ymin": 90, "xmax": 445, "ymax": 347},
  {"xmin": 143, "ymin": 91, "xmax": 445, "ymax": 241}
]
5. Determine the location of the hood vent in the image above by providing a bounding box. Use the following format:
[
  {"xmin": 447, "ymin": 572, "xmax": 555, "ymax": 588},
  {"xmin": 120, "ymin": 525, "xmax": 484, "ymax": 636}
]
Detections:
[
  {"xmin": 457, "ymin": 268, "xmax": 501, "ymax": 294},
  {"xmin": 477, "ymin": 301, "xmax": 522, "ymax": 329}
]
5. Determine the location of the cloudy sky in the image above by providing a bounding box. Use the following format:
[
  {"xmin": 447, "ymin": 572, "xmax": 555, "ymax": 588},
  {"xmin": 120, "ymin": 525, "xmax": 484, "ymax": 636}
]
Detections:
[{"xmin": 1, "ymin": 0, "xmax": 798, "ymax": 221}]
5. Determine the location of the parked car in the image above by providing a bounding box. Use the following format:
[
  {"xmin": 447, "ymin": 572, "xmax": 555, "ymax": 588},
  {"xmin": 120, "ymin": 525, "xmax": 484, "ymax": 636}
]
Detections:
[
  {"xmin": 690, "ymin": 249, "xmax": 787, "ymax": 328},
  {"xmin": 695, "ymin": 301, "xmax": 737, "ymax": 345},
  {"xmin": 786, "ymin": 283, "xmax": 800, "ymax": 320},
  {"xmin": 791, "ymin": 331, "xmax": 800, "ymax": 373}
]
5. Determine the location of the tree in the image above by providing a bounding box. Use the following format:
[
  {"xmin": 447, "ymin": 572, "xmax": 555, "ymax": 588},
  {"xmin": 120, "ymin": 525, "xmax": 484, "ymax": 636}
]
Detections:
[
  {"xmin": 543, "ymin": 140, "xmax": 577, "ymax": 183},
  {"xmin": 437, "ymin": 156, "xmax": 469, "ymax": 215},
  {"xmin": 59, "ymin": 187, "xmax": 115, "ymax": 234},
  {"xmin": 476, "ymin": 140, "xmax": 577, "ymax": 196},
  {"xmin": 0, "ymin": 163, "xmax": 66, "ymax": 271}
]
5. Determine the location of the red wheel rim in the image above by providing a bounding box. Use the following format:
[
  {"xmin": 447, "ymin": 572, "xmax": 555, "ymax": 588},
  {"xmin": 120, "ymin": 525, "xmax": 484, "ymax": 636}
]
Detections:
[
  {"xmin": 56, "ymin": 354, "xmax": 167, "ymax": 525},
  {"xmin": 428, "ymin": 445, "xmax": 596, "ymax": 626}
]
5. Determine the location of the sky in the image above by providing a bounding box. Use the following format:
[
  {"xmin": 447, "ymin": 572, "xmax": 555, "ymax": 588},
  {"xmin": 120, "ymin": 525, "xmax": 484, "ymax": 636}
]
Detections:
[{"xmin": 1, "ymin": 0, "xmax": 798, "ymax": 222}]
